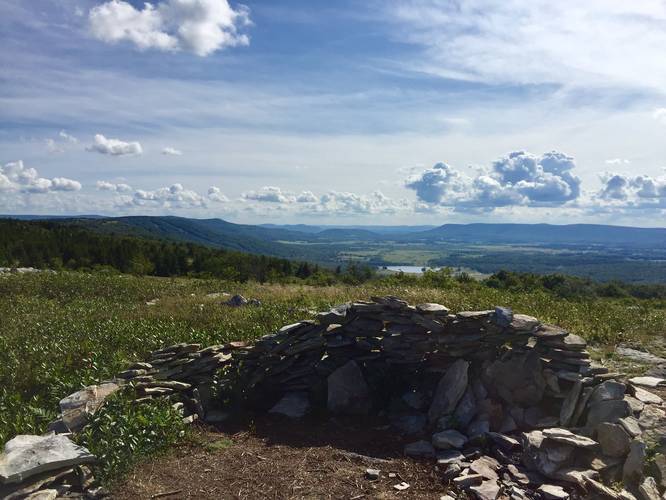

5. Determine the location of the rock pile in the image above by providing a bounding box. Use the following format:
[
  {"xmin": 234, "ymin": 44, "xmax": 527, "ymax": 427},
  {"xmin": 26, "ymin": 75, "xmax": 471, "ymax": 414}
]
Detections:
[{"xmin": 3, "ymin": 296, "xmax": 665, "ymax": 499}]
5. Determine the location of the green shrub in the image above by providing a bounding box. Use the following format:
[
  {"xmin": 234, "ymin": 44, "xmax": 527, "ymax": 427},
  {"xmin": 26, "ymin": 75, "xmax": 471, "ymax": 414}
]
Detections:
[{"xmin": 77, "ymin": 388, "xmax": 186, "ymax": 483}]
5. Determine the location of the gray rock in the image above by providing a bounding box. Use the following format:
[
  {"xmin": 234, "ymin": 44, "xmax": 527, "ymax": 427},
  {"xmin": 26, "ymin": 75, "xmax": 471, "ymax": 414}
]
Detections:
[
  {"xmin": 542, "ymin": 428, "xmax": 598, "ymax": 448},
  {"xmin": 488, "ymin": 432, "xmax": 520, "ymax": 451},
  {"xmin": 629, "ymin": 377, "xmax": 666, "ymax": 388},
  {"xmin": 453, "ymin": 473, "xmax": 484, "ymax": 488},
  {"xmin": 436, "ymin": 449, "xmax": 465, "ymax": 465},
  {"xmin": 470, "ymin": 455, "xmax": 500, "ymax": 480},
  {"xmin": 432, "ymin": 430, "xmax": 468, "ymax": 449},
  {"xmin": 626, "ymin": 396, "xmax": 646, "ymax": 414},
  {"xmin": 586, "ymin": 399, "xmax": 632, "ymax": 428},
  {"xmin": 469, "ymin": 479, "xmax": 501, "ymax": 500},
  {"xmin": 589, "ymin": 380, "xmax": 627, "ymax": 405},
  {"xmin": 428, "ymin": 359, "xmax": 469, "ymax": 423},
  {"xmin": 453, "ymin": 387, "xmax": 478, "ymax": 429},
  {"xmin": 327, "ymin": 360, "xmax": 371, "ymax": 415},
  {"xmin": 416, "ymin": 303, "xmax": 449, "ymax": 314},
  {"xmin": 632, "ymin": 386, "xmax": 663, "ymax": 405},
  {"xmin": 493, "ymin": 306, "xmax": 513, "ymax": 327},
  {"xmin": 623, "ymin": 439, "xmax": 647, "ymax": 484},
  {"xmin": 467, "ymin": 419, "xmax": 490, "ymax": 441},
  {"xmin": 654, "ymin": 454, "xmax": 666, "ymax": 490},
  {"xmin": 402, "ymin": 390, "xmax": 427, "ymax": 410},
  {"xmin": 25, "ymin": 490, "xmax": 58, "ymax": 500},
  {"xmin": 269, "ymin": 392, "xmax": 310, "ymax": 419},
  {"xmin": 597, "ymin": 422, "xmax": 631, "ymax": 457},
  {"xmin": 638, "ymin": 477, "xmax": 661, "ymax": 500},
  {"xmin": 616, "ymin": 347, "xmax": 666, "ymax": 365},
  {"xmin": 510, "ymin": 314, "xmax": 539, "ymax": 332},
  {"xmin": 620, "ymin": 416, "xmax": 643, "ymax": 438},
  {"xmin": 442, "ymin": 462, "xmax": 462, "ymax": 480},
  {"xmin": 0, "ymin": 433, "xmax": 95, "ymax": 484},
  {"xmin": 537, "ymin": 484, "xmax": 570, "ymax": 500},
  {"xmin": 484, "ymin": 350, "xmax": 545, "ymax": 406},
  {"xmin": 226, "ymin": 294, "xmax": 248, "ymax": 306},
  {"xmin": 560, "ymin": 381, "xmax": 582, "ymax": 427},
  {"xmin": 639, "ymin": 405, "xmax": 666, "ymax": 431},
  {"xmin": 59, "ymin": 382, "xmax": 120, "ymax": 433},
  {"xmin": 365, "ymin": 468, "xmax": 380, "ymax": 480},
  {"xmin": 404, "ymin": 440, "xmax": 435, "ymax": 458}
]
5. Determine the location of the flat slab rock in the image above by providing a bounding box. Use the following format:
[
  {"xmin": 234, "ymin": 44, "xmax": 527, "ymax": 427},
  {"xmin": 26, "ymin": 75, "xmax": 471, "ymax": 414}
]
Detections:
[
  {"xmin": 59, "ymin": 382, "xmax": 120, "ymax": 432},
  {"xmin": 628, "ymin": 376, "xmax": 666, "ymax": 388},
  {"xmin": 542, "ymin": 428, "xmax": 598, "ymax": 448},
  {"xmin": 0, "ymin": 433, "xmax": 95, "ymax": 484},
  {"xmin": 616, "ymin": 347, "xmax": 666, "ymax": 365}
]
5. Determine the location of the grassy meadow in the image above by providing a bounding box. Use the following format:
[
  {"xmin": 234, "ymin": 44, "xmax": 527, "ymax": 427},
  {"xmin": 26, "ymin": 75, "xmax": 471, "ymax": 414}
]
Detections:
[{"xmin": 2, "ymin": 271, "xmax": 666, "ymax": 446}]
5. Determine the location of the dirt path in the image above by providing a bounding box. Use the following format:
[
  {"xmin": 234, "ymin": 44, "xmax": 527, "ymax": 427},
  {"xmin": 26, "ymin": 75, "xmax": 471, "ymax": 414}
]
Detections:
[{"xmin": 112, "ymin": 416, "xmax": 448, "ymax": 499}]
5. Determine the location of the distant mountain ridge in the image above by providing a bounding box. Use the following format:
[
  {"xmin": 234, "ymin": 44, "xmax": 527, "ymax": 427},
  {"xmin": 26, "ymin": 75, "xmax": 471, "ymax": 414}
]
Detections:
[{"xmin": 4, "ymin": 215, "xmax": 666, "ymax": 250}]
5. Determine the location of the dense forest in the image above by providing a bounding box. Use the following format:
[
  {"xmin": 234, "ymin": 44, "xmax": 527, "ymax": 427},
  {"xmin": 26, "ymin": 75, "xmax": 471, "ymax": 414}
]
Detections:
[
  {"xmin": 0, "ymin": 219, "xmax": 355, "ymax": 283},
  {"xmin": 3, "ymin": 218, "xmax": 666, "ymax": 299}
]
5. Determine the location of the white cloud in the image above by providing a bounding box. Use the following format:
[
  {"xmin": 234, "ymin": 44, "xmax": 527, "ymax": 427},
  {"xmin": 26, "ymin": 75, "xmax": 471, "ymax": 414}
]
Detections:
[
  {"xmin": 59, "ymin": 130, "xmax": 78, "ymax": 143},
  {"xmin": 242, "ymin": 186, "xmax": 295, "ymax": 203},
  {"xmin": 162, "ymin": 147, "xmax": 183, "ymax": 156},
  {"xmin": 207, "ymin": 186, "xmax": 229, "ymax": 202},
  {"xmin": 87, "ymin": 134, "xmax": 142, "ymax": 156},
  {"xmin": 605, "ymin": 158, "xmax": 631, "ymax": 166},
  {"xmin": 405, "ymin": 150, "xmax": 581, "ymax": 211},
  {"xmin": 296, "ymin": 190, "xmax": 318, "ymax": 203},
  {"xmin": 386, "ymin": 1, "xmax": 666, "ymax": 92},
  {"xmin": 89, "ymin": 0, "xmax": 251, "ymax": 57},
  {"xmin": 96, "ymin": 180, "xmax": 133, "ymax": 192},
  {"xmin": 46, "ymin": 139, "xmax": 65, "ymax": 154},
  {"xmin": 0, "ymin": 160, "xmax": 82, "ymax": 194},
  {"xmin": 131, "ymin": 183, "xmax": 206, "ymax": 208},
  {"xmin": 597, "ymin": 172, "xmax": 666, "ymax": 206}
]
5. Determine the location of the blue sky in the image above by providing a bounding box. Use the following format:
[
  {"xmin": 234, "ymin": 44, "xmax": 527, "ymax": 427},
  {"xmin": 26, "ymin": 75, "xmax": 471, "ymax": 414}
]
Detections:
[{"xmin": 2, "ymin": 0, "xmax": 666, "ymax": 225}]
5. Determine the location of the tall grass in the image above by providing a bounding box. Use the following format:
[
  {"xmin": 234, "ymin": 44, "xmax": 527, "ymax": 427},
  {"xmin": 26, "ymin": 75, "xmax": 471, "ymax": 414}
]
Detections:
[{"xmin": 1, "ymin": 271, "xmax": 665, "ymax": 443}]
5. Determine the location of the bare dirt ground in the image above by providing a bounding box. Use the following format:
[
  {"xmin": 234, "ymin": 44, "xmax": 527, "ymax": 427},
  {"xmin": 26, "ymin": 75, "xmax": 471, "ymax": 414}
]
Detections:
[{"xmin": 111, "ymin": 416, "xmax": 449, "ymax": 500}]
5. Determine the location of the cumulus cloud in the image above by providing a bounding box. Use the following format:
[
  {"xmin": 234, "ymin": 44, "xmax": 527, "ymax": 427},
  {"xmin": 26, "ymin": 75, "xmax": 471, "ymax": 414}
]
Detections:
[
  {"xmin": 316, "ymin": 190, "xmax": 403, "ymax": 216},
  {"xmin": 162, "ymin": 147, "xmax": 182, "ymax": 156},
  {"xmin": 405, "ymin": 151, "xmax": 581, "ymax": 211},
  {"xmin": 0, "ymin": 161, "xmax": 81, "ymax": 193},
  {"xmin": 296, "ymin": 190, "xmax": 318, "ymax": 203},
  {"xmin": 96, "ymin": 180, "xmax": 132, "ymax": 192},
  {"xmin": 597, "ymin": 173, "xmax": 666, "ymax": 206},
  {"xmin": 89, "ymin": 0, "xmax": 251, "ymax": 57},
  {"xmin": 207, "ymin": 186, "xmax": 229, "ymax": 202},
  {"xmin": 132, "ymin": 183, "xmax": 206, "ymax": 208},
  {"xmin": 87, "ymin": 134, "xmax": 142, "ymax": 156},
  {"xmin": 242, "ymin": 186, "xmax": 295, "ymax": 203}
]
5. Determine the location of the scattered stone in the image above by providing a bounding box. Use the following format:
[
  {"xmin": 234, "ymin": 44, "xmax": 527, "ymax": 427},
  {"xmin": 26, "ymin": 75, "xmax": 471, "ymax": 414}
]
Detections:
[
  {"xmin": 0, "ymin": 434, "xmax": 95, "ymax": 484},
  {"xmin": 432, "ymin": 430, "xmax": 468, "ymax": 450},
  {"xmin": 436, "ymin": 449, "xmax": 465, "ymax": 465},
  {"xmin": 632, "ymin": 386, "xmax": 663, "ymax": 405},
  {"xmin": 442, "ymin": 463, "xmax": 462, "ymax": 481},
  {"xmin": 393, "ymin": 481, "xmax": 410, "ymax": 491},
  {"xmin": 629, "ymin": 377, "xmax": 666, "ymax": 388},
  {"xmin": 365, "ymin": 468, "xmax": 380, "ymax": 480},
  {"xmin": 404, "ymin": 440, "xmax": 435, "ymax": 459},
  {"xmin": 638, "ymin": 477, "xmax": 661, "ymax": 500},
  {"xmin": 616, "ymin": 347, "xmax": 666, "ymax": 365},
  {"xmin": 542, "ymin": 428, "xmax": 598, "ymax": 448},
  {"xmin": 454, "ymin": 474, "xmax": 484, "ymax": 488},
  {"xmin": 597, "ymin": 422, "xmax": 631, "ymax": 457},
  {"xmin": 225, "ymin": 294, "xmax": 248, "ymax": 306},
  {"xmin": 470, "ymin": 456, "xmax": 500, "ymax": 481},
  {"xmin": 469, "ymin": 479, "xmax": 501, "ymax": 500},
  {"xmin": 619, "ymin": 416, "xmax": 643, "ymax": 438},
  {"xmin": 488, "ymin": 432, "xmax": 520, "ymax": 451},
  {"xmin": 537, "ymin": 484, "xmax": 569, "ymax": 500}
]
